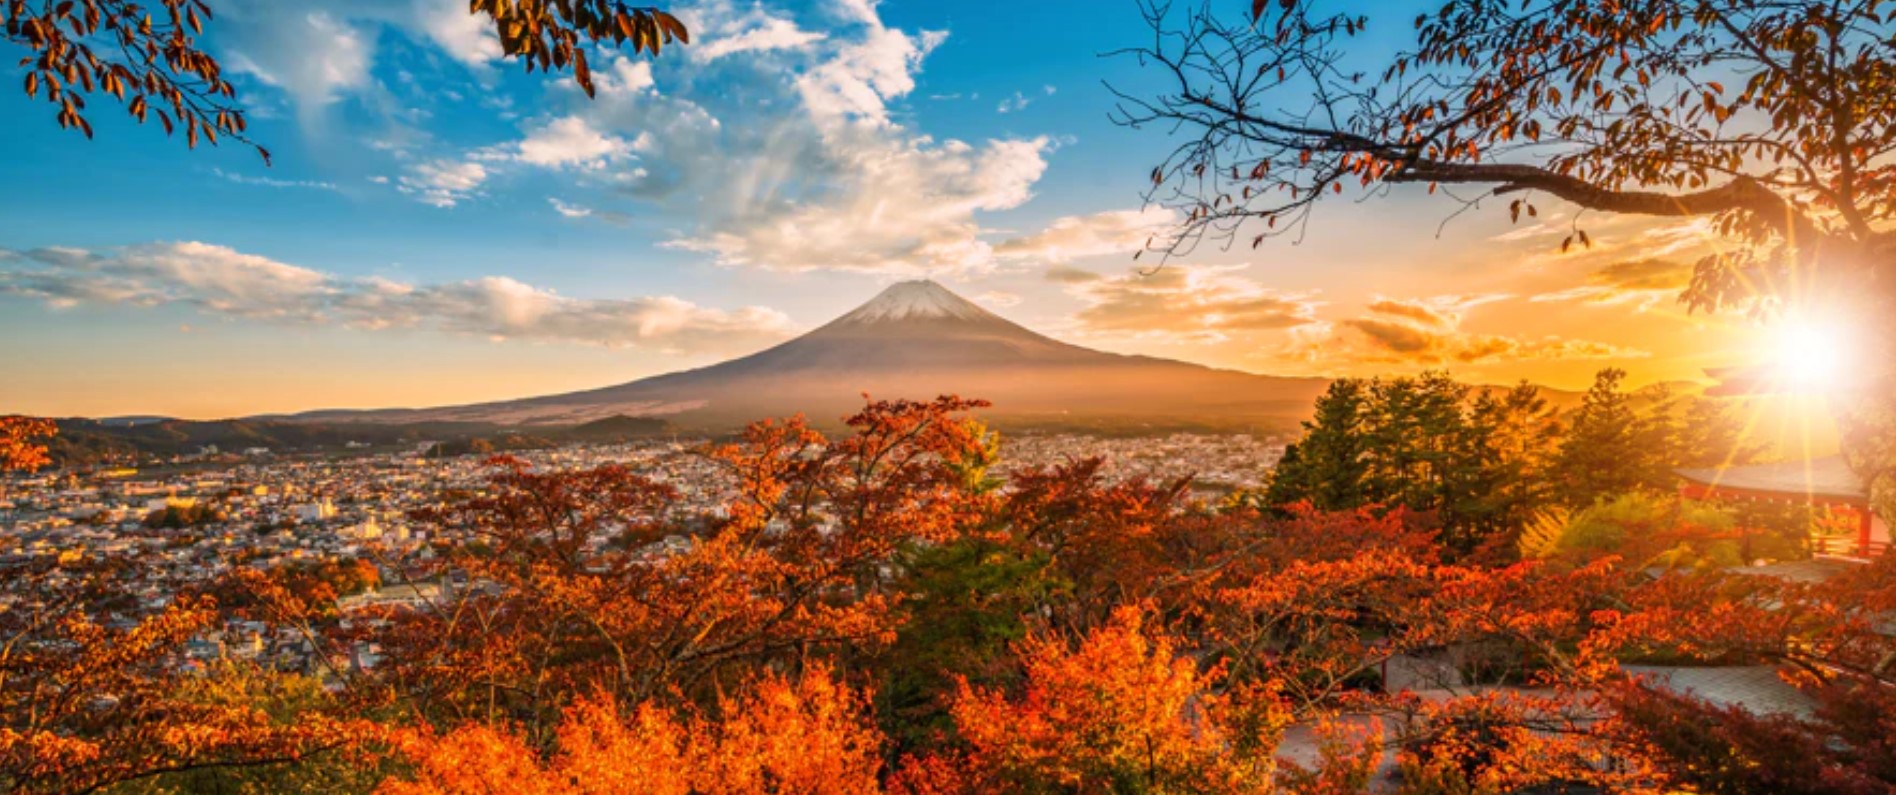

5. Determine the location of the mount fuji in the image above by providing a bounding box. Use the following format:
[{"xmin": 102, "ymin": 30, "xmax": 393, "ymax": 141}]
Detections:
[{"xmin": 293, "ymin": 280, "xmax": 1331, "ymax": 431}]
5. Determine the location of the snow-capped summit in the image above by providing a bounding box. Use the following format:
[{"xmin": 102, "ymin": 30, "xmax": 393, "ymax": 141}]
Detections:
[{"xmin": 835, "ymin": 280, "xmax": 995, "ymax": 324}]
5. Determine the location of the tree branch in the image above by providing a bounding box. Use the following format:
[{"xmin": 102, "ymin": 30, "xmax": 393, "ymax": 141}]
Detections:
[{"xmin": 1386, "ymin": 160, "xmax": 1824, "ymax": 244}]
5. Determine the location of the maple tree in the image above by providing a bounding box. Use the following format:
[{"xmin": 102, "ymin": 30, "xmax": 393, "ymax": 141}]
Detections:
[
  {"xmin": 357, "ymin": 397, "xmax": 996, "ymax": 740},
  {"xmin": 991, "ymin": 457, "xmax": 1205, "ymax": 629},
  {"xmin": 381, "ymin": 665, "xmax": 883, "ymax": 795},
  {"xmin": 4, "ymin": 0, "xmax": 688, "ymax": 162},
  {"xmin": 1121, "ymin": 0, "xmax": 1894, "ymax": 293},
  {"xmin": 0, "ymin": 416, "xmax": 54, "ymax": 473},
  {"xmin": 899, "ymin": 606, "xmax": 1308, "ymax": 794},
  {"xmin": 1574, "ymin": 553, "xmax": 1896, "ymax": 792},
  {"xmin": 878, "ymin": 455, "xmax": 1667, "ymax": 792},
  {"xmin": 0, "ymin": 556, "xmax": 365, "ymax": 794},
  {"xmin": 1119, "ymin": 0, "xmax": 1896, "ymax": 525}
]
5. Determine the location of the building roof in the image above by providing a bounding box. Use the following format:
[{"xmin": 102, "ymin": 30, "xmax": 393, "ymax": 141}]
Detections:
[
  {"xmin": 1676, "ymin": 456, "xmax": 1867, "ymax": 501},
  {"xmin": 1621, "ymin": 665, "xmax": 1816, "ymax": 719},
  {"xmin": 1727, "ymin": 558, "xmax": 1860, "ymax": 584}
]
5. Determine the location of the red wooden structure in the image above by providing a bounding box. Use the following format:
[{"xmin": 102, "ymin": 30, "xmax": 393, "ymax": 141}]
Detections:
[{"xmin": 1677, "ymin": 456, "xmax": 1887, "ymax": 559}]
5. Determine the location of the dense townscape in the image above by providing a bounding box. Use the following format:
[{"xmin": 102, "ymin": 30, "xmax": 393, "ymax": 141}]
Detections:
[{"xmin": 0, "ymin": 432, "xmax": 1287, "ymax": 684}]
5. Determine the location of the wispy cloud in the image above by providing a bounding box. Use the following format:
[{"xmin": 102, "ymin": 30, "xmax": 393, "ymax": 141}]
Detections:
[
  {"xmin": 548, "ymin": 198, "xmax": 633, "ymax": 226},
  {"xmin": 1283, "ymin": 294, "xmax": 1645, "ymax": 367},
  {"xmin": 398, "ymin": 160, "xmax": 488, "ymax": 208},
  {"xmin": 977, "ymin": 290, "xmax": 1022, "ymax": 307},
  {"xmin": 1531, "ymin": 258, "xmax": 1691, "ymax": 309},
  {"xmin": 0, "ymin": 242, "xmax": 794, "ymax": 353},
  {"xmin": 1054, "ymin": 265, "xmax": 1322, "ymax": 343},
  {"xmin": 996, "ymin": 207, "xmax": 1174, "ymax": 264},
  {"xmin": 221, "ymin": 8, "xmax": 375, "ymax": 127},
  {"xmin": 212, "ymin": 168, "xmax": 341, "ymax": 192},
  {"xmin": 997, "ymin": 84, "xmax": 1055, "ymax": 113},
  {"xmin": 689, "ymin": 3, "xmax": 825, "ymax": 61}
]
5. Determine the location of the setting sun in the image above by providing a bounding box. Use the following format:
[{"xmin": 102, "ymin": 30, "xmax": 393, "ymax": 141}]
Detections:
[{"xmin": 1771, "ymin": 318, "xmax": 1856, "ymax": 393}]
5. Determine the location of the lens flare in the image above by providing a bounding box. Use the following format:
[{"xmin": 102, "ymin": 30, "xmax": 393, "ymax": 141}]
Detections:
[{"xmin": 1770, "ymin": 319, "xmax": 1853, "ymax": 393}]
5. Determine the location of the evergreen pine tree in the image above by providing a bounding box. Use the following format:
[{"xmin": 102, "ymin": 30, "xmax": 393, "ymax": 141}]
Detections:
[
  {"xmin": 1265, "ymin": 378, "xmax": 1373, "ymax": 510},
  {"xmin": 1553, "ymin": 369, "xmax": 1653, "ymax": 509}
]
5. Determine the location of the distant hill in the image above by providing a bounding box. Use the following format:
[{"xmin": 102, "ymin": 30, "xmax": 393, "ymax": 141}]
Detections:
[
  {"xmin": 44, "ymin": 415, "xmax": 677, "ymax": 467},
  {"xmin": 565, "ymin": 414, "xmax": 675, "ymax": 441},
  {"xmin": 289, "ymin": 280, "xmax": 1334, "ymax": 434},
  {"xmin": 94, "ymin": 416, "xmax": 177, "ymax": 428}
]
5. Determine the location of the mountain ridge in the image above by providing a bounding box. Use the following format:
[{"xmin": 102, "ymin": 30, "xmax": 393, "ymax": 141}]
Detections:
[{"xmin": 284, "ymin": 279, "xmax": 1332, "ymax": 431}]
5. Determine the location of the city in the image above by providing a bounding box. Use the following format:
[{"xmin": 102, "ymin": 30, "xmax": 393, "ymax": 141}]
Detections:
[{"xmin": 2, "ymin": 431, "xmax": 1286, "ymax": 682}]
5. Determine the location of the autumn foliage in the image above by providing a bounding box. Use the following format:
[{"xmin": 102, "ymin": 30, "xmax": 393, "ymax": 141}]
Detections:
[
  {"xmin": 921, "ymin": 606, "xmax": 1292, "ymax": 794},
  {"xmin": 0, "ymin": 417, "xmax": 54, "ymax": 473},
  {"xmin": 0, "ymin": 563, "xmax": 365, "ymax": 794},
  {"xmin": 380, "ymin": 666, "xmax": 882, "ymax": 795},
  {"xmin": 7, "ymin": 395, "xmax": 1896, "ymax": 793}
]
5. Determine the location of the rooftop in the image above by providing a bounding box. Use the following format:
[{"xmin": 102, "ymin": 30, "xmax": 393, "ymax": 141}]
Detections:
[{"xmin": 1676, "ymin": 456, "xmax": 1866, "ymax": 502}]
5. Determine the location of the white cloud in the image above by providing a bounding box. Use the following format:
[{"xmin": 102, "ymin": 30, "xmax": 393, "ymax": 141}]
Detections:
[
  {"xmin": 399, "ymin": 160, "xmax": 489, "ymax": 207},
  {"xmin": 692, "ymin": 9, "xmax": 824, "ymax": 62},
  {"xmin": 668, "ymin": 133, "xmax": 1049, "ymax": 273},
  {"xmin": 513, "ymin": 116, "xmax": 638, "ymax": 169},
  {"xmin": 599, "ymin": 58, "xmax": 656, "ymax": 96},
  {"xmin": 0, "ymin": 242, "xmax": 794, "ymax": 352},
  {"xmin": 410, "ymin": 0, "xmax": 502, "ymax": 67},
  {"xmin": 372, "ymin": 0, "xmax": 1051, "ymax": 274},
  {"xmin": 376, "ymin": 54, "xmax": 653, "ymax": 208},
  {"xmin": 793, "ymin": 11, "xmax": 945, "ymax": 125},
  {"xmin": 0, "ymin": 242, "xmax": 331, "ymax": 317},
  {"xmin": 832, "ymin": 0, "xmax": 884, "ymax": 25},
  {"xmin": 997, "ymin": 85, "xmax": 1056, "ymax": 113},
  {"xmin": 634, "ymin": 5, "xmax": 1042, "ymax": 274},
  {"xmin": 223, "ymin": 10, "xmax": 374, "ymax": 124},
  {"xmin": 996, "ymin": 208, "xmax": 1175, "ymax": 263},
  {"xmin": 215, "ymin": 1, "xmax": 509, "ymax": 135}
]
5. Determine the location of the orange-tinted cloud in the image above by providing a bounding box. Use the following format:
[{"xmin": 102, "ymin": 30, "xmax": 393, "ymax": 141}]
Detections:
[
  {"xmin": 1053, "ymin": 265, "xmax": 1321, "ymax": 342},
  {"xmin": 996, "ymin": 207, "xmax": 1175, "ymax": 263},
  {"xmin": 1289, "ymin": 293, "xmax": 1646, "ymax": 367},
  {"xmin": 1532, "ymin": 258, "xmax": 1692, "ymax": 308}
]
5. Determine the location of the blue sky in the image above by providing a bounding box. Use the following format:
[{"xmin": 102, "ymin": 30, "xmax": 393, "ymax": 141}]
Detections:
[{"xmin": 0, "ymin": 0, "xmax": 1758, "ymax": 418}]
